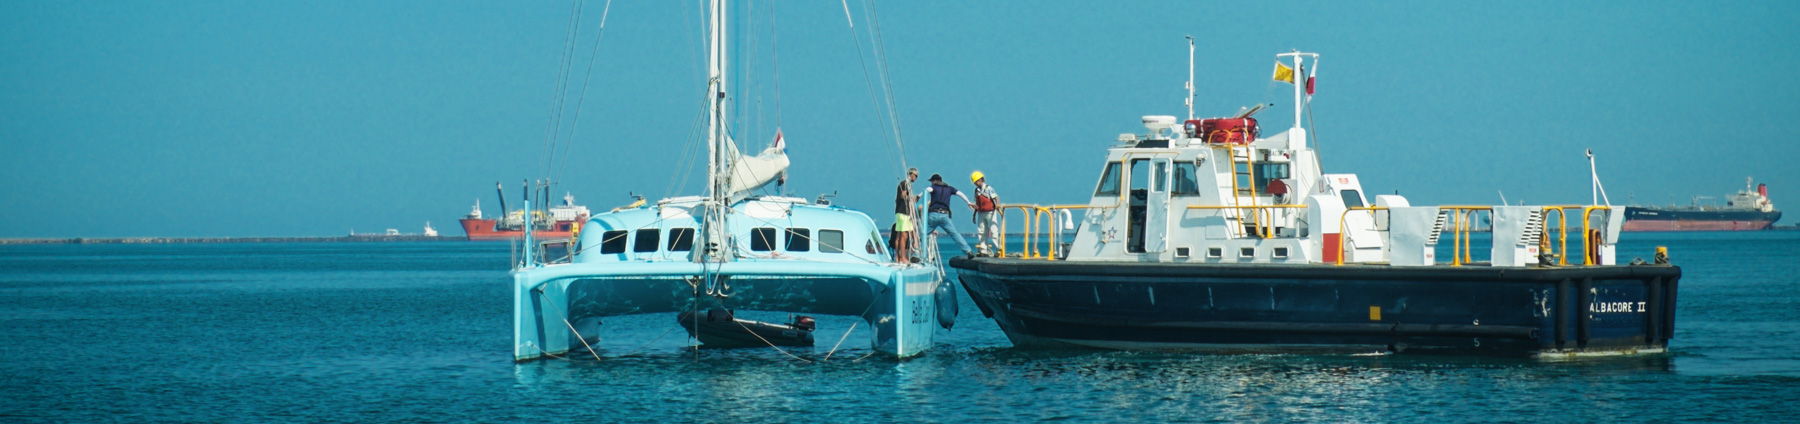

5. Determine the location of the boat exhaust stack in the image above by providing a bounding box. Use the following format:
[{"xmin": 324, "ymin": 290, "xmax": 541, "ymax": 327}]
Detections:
[{"xmin": 495, "ymin": 182, "xmax": 508, "ymax": 218}]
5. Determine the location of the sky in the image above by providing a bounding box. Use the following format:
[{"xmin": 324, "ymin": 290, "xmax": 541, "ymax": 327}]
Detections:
[{"xmin": 3, "ymin": 1, "xmax": 1797, "ymax": 238}]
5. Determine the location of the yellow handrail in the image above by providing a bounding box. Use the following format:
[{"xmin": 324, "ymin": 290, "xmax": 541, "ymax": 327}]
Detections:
[
  {"xmin": 1533, "ymin": 205, "xmax": 1613, "ymax": 266},
  {"xmin": 997, "ymin": 204, "xmax": 1093, "ymax": 260},
  {"xmin": 1581, "ymin": 205, "xmax": 1612, "ymax": 265},
  {"xmin": 1333, "ymin": 206, "xmax": 1386, "ymax": 265},
  {"xmin": 1436, "ymin": 206, "xmax": 1493, "ymax": 266}
]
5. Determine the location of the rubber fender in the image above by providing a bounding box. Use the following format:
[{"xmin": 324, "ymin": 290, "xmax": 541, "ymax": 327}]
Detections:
[{"xmin": 936, "ymin": 280, "xmax": 959, "ymax": 330}]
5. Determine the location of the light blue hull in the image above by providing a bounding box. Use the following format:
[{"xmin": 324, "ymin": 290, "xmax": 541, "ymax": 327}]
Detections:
[{"xmin": 514, "ymin": 260, "xmax": 943, "ymax": 361}]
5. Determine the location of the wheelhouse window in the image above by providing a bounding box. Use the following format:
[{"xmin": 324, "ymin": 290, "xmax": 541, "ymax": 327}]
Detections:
[
  {"xmin": 1152, "ymin": 160, "xmax": 1168, "ymax": 192},
  {"xmin": 633, "ymin": 229, "xmax": 659, "ymax": 253},
  {"xmin": 750, "ymin": 227, "xmax": 778, "ymax": 251},
  {"xmin": 818, "ymin": 230, "xmax": 845, "ymax": 253},
  {"xmin": 1173, "ymin": 161, "xmax": 1200, "ymax": 195},
  {"xmin": 599, "ymin": 230, "xmax": 628, "ymax": 254},
  {"xmin": 1094, "ymin": 162, "xmax": 1122, "ymax": 196},
  {"xmin": 785, "ymin": 228, "xmax": 811, "ymax": 252},
  {"xmin": 1339, "ymin": 189, "xmax": 1365, "ymax": 208},
  {"xmin": 1255, "ymin": 163, "xmax": 1291, "ymax": 193},
  {"xmin": 1130, "ymin": 159, "xmax": 1150, "ymax": 191},
  {"xmin": 667, "ymin": 228, "xmax": 695, "ymax": 251}
]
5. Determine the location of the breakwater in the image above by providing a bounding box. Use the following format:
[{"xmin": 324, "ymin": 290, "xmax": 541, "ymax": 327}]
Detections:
[{"xmin": 0, "ymin": 235, "xmax": 468, "ymax": 245}]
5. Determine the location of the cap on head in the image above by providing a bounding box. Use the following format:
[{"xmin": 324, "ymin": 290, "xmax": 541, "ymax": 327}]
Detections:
[
  {"xmin": 970, "ymin": 171, "xmax": 985, "ymax": 184},
  {"xmin": 928, "ymin": 173, "xmax": 942, "ymax": 182}
]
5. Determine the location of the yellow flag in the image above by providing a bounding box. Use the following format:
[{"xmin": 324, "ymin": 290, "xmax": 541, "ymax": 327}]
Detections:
[{"xmin": 1272, "ymin": 61, "xmax": 1295, "ymax": 84}]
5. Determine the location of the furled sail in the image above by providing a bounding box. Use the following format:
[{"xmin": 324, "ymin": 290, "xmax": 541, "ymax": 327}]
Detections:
[{"xmin": 724, "ymin": 130, "xmax": 788, "ymax": 198}]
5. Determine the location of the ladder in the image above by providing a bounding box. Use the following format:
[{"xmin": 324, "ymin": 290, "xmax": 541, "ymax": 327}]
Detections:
[
  {"xmin": 1225, "ymin": 146, "xmax": 1264, "ymax": 237},
  {"xmin": 1520, "ymin": 209, "xmax": 1545, "ymax": 247},
  {"xmin": 1426, "ymin": 209, "xmax": 1448, "ymax": 246}
]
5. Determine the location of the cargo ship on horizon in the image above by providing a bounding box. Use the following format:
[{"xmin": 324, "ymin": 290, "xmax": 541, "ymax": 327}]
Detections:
[
  {"xmin": 1623, "ymin": 178, "xmax": 1781, "ymax": 232},
  {"xmin": 458, "ymin": 184, "xmax": 589, "ymax": 241}
]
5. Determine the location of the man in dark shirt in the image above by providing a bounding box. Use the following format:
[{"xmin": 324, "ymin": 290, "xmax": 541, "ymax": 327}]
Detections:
[{"xmin": 923, "ymin": 173, "xmax": 977, "ymax": 258}]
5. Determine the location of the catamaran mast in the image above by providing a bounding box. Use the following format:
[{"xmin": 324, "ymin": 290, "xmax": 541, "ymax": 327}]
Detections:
[{"xmin": 701, "ymin": 0, "xmax": 731, "ymax": 263}]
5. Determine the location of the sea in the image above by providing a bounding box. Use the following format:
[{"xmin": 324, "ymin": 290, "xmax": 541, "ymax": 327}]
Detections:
[{"xmin": 3, "ymin": 231, "xmax": 1798, "ymax": 422}]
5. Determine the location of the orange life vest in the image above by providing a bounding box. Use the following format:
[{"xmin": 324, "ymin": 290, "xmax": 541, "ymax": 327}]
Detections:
[{"xmin": 975, "ymin": 190, "xmax": 997, "ymax": 212}]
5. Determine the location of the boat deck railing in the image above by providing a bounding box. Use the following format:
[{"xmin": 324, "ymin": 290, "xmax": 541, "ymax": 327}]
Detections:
[
  {"xmin": 1333, "ymin": 205, "xmax": 1615, "ymax": 266},
  {"xmin": 995, "ymin": 204, "xmax": 1091, "ymax": 259}
]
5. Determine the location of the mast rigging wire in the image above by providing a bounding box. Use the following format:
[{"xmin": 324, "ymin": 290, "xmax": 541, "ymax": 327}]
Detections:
[
  {"xmin": 838, "ymin": 0, "xmax": 902, "ymax": 173},
  {"xmin": 863, "ymin": 0, "xmax": 908, "ymax": 172},
  {"xmin": 555, "ymin": 0, "xmax": 616, "ymax": 183},
  {"xmin": 541, "ymin": 0, "xmax": 586, "ymax": 181}
]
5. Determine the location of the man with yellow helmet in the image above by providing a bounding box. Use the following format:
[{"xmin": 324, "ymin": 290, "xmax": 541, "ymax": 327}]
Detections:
[{"xmin": 971, "ymin": 171, "xmax": 1000, "ymax": 256}]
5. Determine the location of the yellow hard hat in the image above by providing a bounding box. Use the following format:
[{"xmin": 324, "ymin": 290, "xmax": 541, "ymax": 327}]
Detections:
[{"xmin": 970, "ymin": 170, "xmax": 985, "ymax": 184}]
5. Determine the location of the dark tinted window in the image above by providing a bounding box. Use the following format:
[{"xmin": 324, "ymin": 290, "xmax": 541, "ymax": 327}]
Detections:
[
  {"xmin": 785, "ymin": 228, "xmax": 811, "ymax": 252},
  {"xmin": 667, "ymin": 228, "xmax": 695, "ymax": 251},
  {"xmin": 600, "ymin": 230, "xmax": 628, "ymax": 254},
  {"xmin": 633, "ymin": 229, "xmax": 659, "ymax": 252},
  {"xmin": 1255, "ymin": 163, "xmax": 1291, "ymax": 193},
  {"xmin": 750, "ymin": 227, "xmax": 777, "ymax": 251},
  {"xmin": 819, "ymin": 230, "xmax": 845, "ymax": 253},
  {"xmin": 1340, "ymin": 189, "xmax": 1365, "ymax": 208},
  {"xmin": 1173, "ymin": 162, "xmax": 1200, "ymax": 195},
  {"xmin": 1130, "ymin": 159, "xmax": 1150, "ymax": 190},
  {"xmin": 1094, "ymin": 162, "xmax": 1121, "ymax": 196}
]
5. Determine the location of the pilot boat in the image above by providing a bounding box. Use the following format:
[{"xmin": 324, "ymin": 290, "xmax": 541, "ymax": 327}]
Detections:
[
  {"xmin": 950, "ymin": 48, "xmax": 1680, "ymax": 357},
  {"xmin": 510, "ymin": 0, "xmax": 951, "ymax": 361}
]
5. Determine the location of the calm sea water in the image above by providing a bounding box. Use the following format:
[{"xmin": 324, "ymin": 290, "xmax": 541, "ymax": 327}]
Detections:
[{"xmin": 3, "ymin": 232, "xmax": 1799, "ymax": 422}]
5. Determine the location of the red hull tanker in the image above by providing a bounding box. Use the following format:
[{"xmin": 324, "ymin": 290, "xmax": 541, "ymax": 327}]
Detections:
[
  {"xmin": 457, "ymin": 193, "xmax": 590, "ymax": 241},
  {"xmin": 458, "ymin": 218, "xmax": 578, "ymax": 241}
]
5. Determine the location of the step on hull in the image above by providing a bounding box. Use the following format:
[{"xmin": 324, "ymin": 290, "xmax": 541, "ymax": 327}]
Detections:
[{"xmin": 951, "ymin": 258, "xmax": 1680, "ymax": 357}]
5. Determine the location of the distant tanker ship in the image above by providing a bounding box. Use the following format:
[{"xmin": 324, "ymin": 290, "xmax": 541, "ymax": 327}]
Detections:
[
  {"xmin": 1623, "ymin": 178, "xmax": 1781, "ymax": 232},
  {"xmin": 459, "ymin": 183, "xmax": 589, "ymax": 241}
]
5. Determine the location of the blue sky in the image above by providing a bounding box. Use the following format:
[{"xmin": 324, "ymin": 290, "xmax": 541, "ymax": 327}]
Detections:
[{"xmin": 3, "ymin": 1, "xmax": 1796, "ymax": 237}]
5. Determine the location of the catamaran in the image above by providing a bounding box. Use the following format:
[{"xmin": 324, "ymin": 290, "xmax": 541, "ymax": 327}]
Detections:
[{"xmin": 511, "ymin": 0, "xmax": 951, "ymax": 362}]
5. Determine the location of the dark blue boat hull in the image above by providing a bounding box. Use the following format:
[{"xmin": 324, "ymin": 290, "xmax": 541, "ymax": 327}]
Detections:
[{"xmin": 950, "ymin": 258, "xmax": 1680, "ymax": 357}]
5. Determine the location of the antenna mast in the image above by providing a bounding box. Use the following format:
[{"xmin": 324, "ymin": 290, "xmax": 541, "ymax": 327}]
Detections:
[{"xmin": 1185, "ymin": 36, "xmax": 1195, "ymax": 121}]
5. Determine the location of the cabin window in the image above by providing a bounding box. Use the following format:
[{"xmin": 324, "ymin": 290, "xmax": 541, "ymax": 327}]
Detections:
[
  {"xmin": 1339, "ymin": 189, "xmax": 1365, "ymax": 208},
  {"xmin": 1175, "ymin": 247, "xmax": 1191, "ymax": 258},
  {"xmin": 1273, "ymin": 247, "xmax": 1290, "ymax": 259},
  {"xmin": 785, "ymin": 228, "xmax": 811, "ymax": 252},
  {"xmin": 1240, "ymin": 247, "xmax": 1256, "ymax": 258},
  {"xmin": 1207, "ymin": 247, "xmax": 1223, "ymax": 258},
  {"xmin": 868, "ymin": 231, "xmax": 885, "ymax": 255},
  {"xmin": 819, "ymin": 230, "xmax": 845, "ymax": 253},
  {"xmin": 1255, "ymin": 163, "xmax": 1291, "ymax": 193},
  {"xmin": 750, "ymin": 227, "xmax": 778, "ymax": 251},
  {"xmin": 667, "ymin": 228, "xmax": 695, "ymax": 251},
  {"xmin": 633, "ymin": 229, "xmax": 659, "ymax": 252},
  {"xmin": 1173, "ymin": 161, "xmax": 1200, "ymax": 195},
  {"xmin": 1130, "ymin": 159, "xmax": 1150, "ymax": 191},
  {"xmin": 1094, "ymin": 162, "xmax": 1122, "ymax": 196},
  {"xmin": 1152, "ymin": 160, "xmax": 1168, "ymax": 192},
  {"xmin": 599, "ymin": 230, "xmax": 628, "ymax": 254}
]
